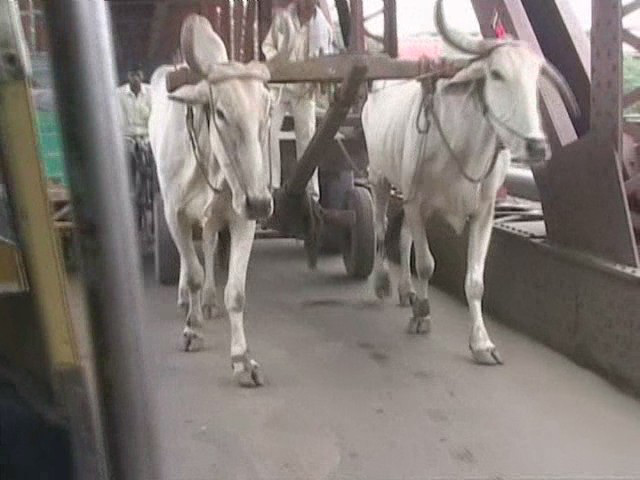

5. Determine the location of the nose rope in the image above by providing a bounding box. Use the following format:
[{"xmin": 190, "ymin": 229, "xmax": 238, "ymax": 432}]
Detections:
[
  {"xmin": 206, "ymin": 84, "xmax": 271, "ymax": 199},
  {"xmin": 184, "ymin": 79, "xmax": 272, "ymax": 200},
  {"xmin": 209, "ymin": 94, "xmax": 246, "ymax": 192},
  {"xmin": 186, "ymin": 105, "xmax": 224, "ymax": 195},
  {"xmin": 416, "ymin": 82, "xmax": 502, "ymax": 185},
  {"xmin": 476, "ymin": 84, "xmax": 542, "ymax": 142}
]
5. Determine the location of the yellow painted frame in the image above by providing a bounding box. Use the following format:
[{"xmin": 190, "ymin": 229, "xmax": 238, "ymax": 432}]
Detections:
[{"xmin": 0, "ymin": 79, "xmax": 78, "ymax": 371}]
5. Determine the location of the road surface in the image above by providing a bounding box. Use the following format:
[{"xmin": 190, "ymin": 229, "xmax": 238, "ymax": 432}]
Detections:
[{"xmin": 137, "ymin": 239, "xmax": 640, "ymax": 480}]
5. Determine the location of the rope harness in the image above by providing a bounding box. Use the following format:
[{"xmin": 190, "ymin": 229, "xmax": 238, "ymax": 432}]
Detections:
[
  {"xmin": 416, "ymin": 80, "xmax": 501, "ymax": 185},
  {"xmin": 184, "ymin": 83, "xmax": 272, "ymax": 196},
  {"xmin": 411, "ymin": 47, "xmax": 545, "ymax": 187},
  {"xmin": 186, "ymin": 101, "xmax": 223, "ymax": 194}
]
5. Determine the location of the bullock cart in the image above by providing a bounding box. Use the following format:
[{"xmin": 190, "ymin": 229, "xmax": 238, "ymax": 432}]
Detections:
[
  {"xmin": 149, "ymin": 0, "xmax": 423, "ymax": 283},
  {"xmin": 154, "ymin": 53, "xmax": 464, "ymax": 283},
  {"xmin": 266, "ymin": 55, "xmax": 465, "ymax": 277}
]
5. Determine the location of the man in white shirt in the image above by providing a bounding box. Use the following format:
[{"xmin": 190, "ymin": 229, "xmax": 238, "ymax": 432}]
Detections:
[
  {"xmin": 117, "ymin": 64, "xmax": 152, "ymax": 139},
  {"xmin": 117, "ymin": 64, "xmax": 155, "ymax": 237},
  {"xmin": 117, "ymin": 64, "xmax": 154, "ymax": 184},
  {"xmin": 262, "ymin": 0, "xmax": 334, "ymax": 202}
]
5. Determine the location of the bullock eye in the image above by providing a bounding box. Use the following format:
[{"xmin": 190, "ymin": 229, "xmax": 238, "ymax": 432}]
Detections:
[
  {"xmin": 214, "ymin": 108, "xmax": 226, "ymax": 122},
  {"xmin": 490, "ymin": 69, "xmax": 505, "ymax": 81}
]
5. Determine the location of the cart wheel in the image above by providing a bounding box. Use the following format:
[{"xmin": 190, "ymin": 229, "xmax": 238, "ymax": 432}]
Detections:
[
  {"xmin": 342, "ymin": 186, "xmax": 375, "ymax": 278},
  {"xmin": 319, "ymin": 169, "xmax": 354, "ymax": 253},
  {"xmin": 154, "ymin": 193, "xmax": 180, "ymax": 285}
]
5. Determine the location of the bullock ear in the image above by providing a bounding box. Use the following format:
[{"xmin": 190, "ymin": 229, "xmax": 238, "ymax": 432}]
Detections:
[
  {"xmin": 442, "ymin": 60, "xmax": 486, "ymax": 88},
  {"xmin": 168, "ymin": 80, "xmax": 210, "ymax": 105}
]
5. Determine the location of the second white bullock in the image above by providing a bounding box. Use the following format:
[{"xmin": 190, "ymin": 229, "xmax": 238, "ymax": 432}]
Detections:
[
  {"xmin": 149, "ymin": 15, "xmax": 274, "ymax": 386},
  {"xmin": 362, "ymin": 0, "xmax": 578, "ymax": 364}
]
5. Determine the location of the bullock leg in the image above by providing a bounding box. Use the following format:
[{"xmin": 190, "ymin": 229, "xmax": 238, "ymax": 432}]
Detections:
[
  {"xmin": 177, "ymin": 265, "xmax": 189, "ymax": 316},
  {"xmin": 397, "ymin": 214, "xmax": 416, "ymax": 307},
  {"xmin": 466, "ymin": 200, "xmax": 502, "ymax": 365},
  {"xmin": 227, "ymin": 216, "xmax": 263, "ymax": 387},
  {"xmin": 405, "ymin": 205, "xmax": 433, "ymax": 335},
  {"xmin": 201, "ymin": 218, "xmax": 223, "ymax": 320},
  {"xmin": 165, "ymin": 205, "xmax": 204, "ymax": 351},
  {"xmin": 371, "ymin": 177, "xmax": 391, "ymax": 299}
]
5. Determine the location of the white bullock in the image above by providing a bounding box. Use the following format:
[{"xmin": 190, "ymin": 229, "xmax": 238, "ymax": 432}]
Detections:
[
  {"xmin": 362, "ymin": 0, "xmax": 578, "ymax": 364},
  {"xmin": 149, "ymin": 15, "xmax": 274, "ymax": 386}
]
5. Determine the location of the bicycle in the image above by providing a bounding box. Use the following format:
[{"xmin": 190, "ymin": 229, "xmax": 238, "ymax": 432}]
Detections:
[{"xmin": 127, "ymin": 136, "xmax": 158, "ymax": 248}]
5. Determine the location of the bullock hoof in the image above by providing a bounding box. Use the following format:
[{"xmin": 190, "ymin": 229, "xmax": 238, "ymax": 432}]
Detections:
[
  {"xmin": 398, "ymin": 289, "xmax": 416, "ymax": 307},
  {"xmin": 407, "ymin": 315, "xmax": 431, "ymax": 335},
  {"xmin": 374, "ymin": 271, "xmax": 391, "ymax": 299},
  {"xmin": 182, "ymin": 327, "xmax": 204, "ymax": 352},
  {"xmin": 470, "ymin": 345, "xmax": 504, "ymax": 365},
  {"xmin": 232, "ymin": 353, "xmax": 264, "ymax": 387}
]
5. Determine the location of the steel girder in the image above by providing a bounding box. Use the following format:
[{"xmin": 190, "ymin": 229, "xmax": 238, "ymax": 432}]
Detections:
[{"xmin": 471, "ymin": 0, "xmax": 639, "ymax": 267}]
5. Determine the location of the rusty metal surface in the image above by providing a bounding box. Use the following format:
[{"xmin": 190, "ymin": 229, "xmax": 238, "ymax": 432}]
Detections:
[
  {"xmin": 471, "ymin": 0, "xmax": 578, "ymax": 150},
  {"xmin": 420, "ymin": 214, "xmax": 640, "ymax": 396},
  {"xmin": 349, "ymin": 0, "xmax": 364, "ymax": 53},
  {"xmin": 108, "ymin": 1, "xmax": 156, "ymax": 76},
  {"xmin": 147, "ymin": 2, "xmax": 170, "ymax": 62},
  {"xmin": 232, "ymin": 0, "xmax": 243, "ymax": 60},
  {"xmin": 217, "ymin": 0, "xmax": 231, "ymax": 51},
  {"xmin": 521, "ymin": 0, "xmax": 590, "ymax": 136},
  {"xmin": 472, "ymin": 0, "xmax": 638, "ymax": 266},
  {"xmin": 257, "ymin": 0, "xmax": 272, "ymax": 60},
  {"xmin": 620, "ymin": 7, "xmax": 640, "ymax": 180},
  {"xmin": 243, "ymin": 0, "xmax": 256, "ymax": 61},
  {"xmin": 533, "ymin": 132, "xmax": 638, "ymax": 266},
  {"xmin": 591, "ymin": 0, "xmax": 623, "ymax": 155},
  {"xmin": 109, "ymin": 0, "xmax": 234, "ymax": 76},
  {"xmin": 335, "ymin": 0, "xmax": 351, "ymax": 48},
  {"xmin": 503, "ymin": 165, "xmax": 539, "ymax": 201},
  {"xmin": 382, "ymin": 0, "xmax": 397, "ymax": 57}
]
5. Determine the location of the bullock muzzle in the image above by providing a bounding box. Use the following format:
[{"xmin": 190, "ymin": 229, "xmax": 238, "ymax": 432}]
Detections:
[{"xmin": 246, "ymin": 194, "xmax": 273, "ymax": 220}]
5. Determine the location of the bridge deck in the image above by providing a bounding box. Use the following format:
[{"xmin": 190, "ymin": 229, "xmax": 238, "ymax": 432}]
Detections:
[{"xmin": 139, "ymin": 239, "xmax": 640, "ymax": 480}]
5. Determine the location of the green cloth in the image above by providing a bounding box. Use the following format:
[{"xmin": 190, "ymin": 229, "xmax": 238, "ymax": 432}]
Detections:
[{"xmin": 34, "ymin": 109, "xmax": 67, "ymax": 186}]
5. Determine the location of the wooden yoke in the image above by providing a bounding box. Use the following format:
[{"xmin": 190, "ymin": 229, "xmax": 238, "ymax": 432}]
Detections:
[{"xmin": 267, "ymin": 54, "xmax": 469, "ymax": 84}]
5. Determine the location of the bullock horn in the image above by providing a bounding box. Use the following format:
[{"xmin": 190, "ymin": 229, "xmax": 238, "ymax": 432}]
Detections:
[
  {"xmin": 180, "ymin": 14, "xmax": 228, "ymax": 76},
  {"xmin": 541, "ymin": 61, "xmax": 580, "ymax": 118},
  {"xmin": 434, "ymin": 0, "xmax": 499, "ymax": 56}
]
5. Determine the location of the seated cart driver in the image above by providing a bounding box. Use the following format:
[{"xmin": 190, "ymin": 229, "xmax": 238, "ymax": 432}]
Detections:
[{"xmin": 262, "ymin": 0, "xmax": 335, "ymax": 203}]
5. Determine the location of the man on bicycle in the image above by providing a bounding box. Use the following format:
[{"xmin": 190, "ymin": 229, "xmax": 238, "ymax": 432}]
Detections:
[
  {"xmin": 117, "ymin": 63, "xmax": 152, "ymax": 179},
  {"xmin": 117, "ymin": 63, "xmax": 156, "ymax": 243}
]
